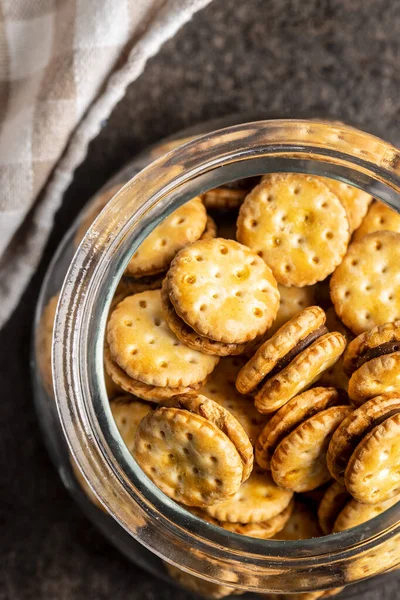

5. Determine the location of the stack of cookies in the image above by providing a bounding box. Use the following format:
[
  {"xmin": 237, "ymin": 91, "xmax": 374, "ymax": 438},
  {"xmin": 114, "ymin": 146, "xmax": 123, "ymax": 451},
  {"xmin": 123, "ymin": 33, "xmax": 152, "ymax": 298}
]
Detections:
[{"xmin": 62, "ymin": 171, "xmax": 400, "ymax": 599}]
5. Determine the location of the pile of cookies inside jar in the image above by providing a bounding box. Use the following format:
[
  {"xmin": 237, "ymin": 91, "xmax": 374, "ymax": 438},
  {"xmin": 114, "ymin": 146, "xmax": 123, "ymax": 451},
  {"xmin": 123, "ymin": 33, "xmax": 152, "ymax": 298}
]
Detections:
[{"xmin": 83, "ymin": 172, "xmax": 400, "ymax": 598}]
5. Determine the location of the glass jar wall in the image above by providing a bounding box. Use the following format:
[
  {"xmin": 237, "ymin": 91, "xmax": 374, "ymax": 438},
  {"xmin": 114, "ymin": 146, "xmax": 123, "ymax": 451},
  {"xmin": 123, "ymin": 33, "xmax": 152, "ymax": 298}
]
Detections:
[{"xmin": 32, "ymin": 119, "xmax": 400, "ymax": 599}]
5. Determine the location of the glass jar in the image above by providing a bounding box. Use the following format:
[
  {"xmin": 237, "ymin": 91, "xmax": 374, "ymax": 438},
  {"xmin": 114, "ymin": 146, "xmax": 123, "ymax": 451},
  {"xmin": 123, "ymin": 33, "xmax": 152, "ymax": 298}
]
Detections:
[{"xmin": 32, "ymin": 119, "xmax": 400, "ymax": 598}]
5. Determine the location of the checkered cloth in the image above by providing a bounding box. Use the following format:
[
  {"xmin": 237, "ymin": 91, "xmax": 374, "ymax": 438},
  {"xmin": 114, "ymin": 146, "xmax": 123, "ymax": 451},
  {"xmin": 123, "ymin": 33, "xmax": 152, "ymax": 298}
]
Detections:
[{"xmin": 0, "ymin": 0, "xmax": 212, "ymax": 328}]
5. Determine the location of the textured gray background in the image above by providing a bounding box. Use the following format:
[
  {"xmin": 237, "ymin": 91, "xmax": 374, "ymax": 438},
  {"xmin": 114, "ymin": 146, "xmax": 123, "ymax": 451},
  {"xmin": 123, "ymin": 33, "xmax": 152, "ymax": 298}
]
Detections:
[{"xmin": 1, "ymin": 0, "xmax": 400, "ymax": 598}]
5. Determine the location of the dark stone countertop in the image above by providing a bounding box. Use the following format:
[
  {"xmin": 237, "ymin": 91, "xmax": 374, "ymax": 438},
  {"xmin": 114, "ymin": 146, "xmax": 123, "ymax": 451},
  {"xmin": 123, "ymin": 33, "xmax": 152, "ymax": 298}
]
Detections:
[{"xmin": 1, "ymin": 0, "xmax": 400, "ymax": 598}]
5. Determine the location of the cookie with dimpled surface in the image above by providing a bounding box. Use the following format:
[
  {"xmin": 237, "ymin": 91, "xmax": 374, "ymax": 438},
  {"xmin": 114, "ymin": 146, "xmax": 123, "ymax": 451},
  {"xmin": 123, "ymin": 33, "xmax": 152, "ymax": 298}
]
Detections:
[
  {"xmin": 236, "ymin": 306, "xmax": 327, "ymax": 396},
  {"xmin": 161, "ymin": 280, "xmax": 254, "ymax": 356},
  {"xmin": 166, "ymin": 238, "xmax": 279, "ymax": 344},
  {"xmin": 202, "ymin": 177, "xmax": 259, "ymax": 211},
  {"xmin": 321, "ymin": 177, "xmax": 372, "ymax": 233},
  {"xmin": 267, "ymin": 284, "xmax": 317, "ymax": 337},
  {"xmin": 255, "ymin": 331, "xmax": 346, "ymax": 414},
  {"xmin": 110, "ymin": 395, "xmax": 153, "ymax": 454},
  {"xmin": 134, "ymin": 395, "xmax": 252, "ymax": 507},
  {"xmin": 348, "ymin": 352, "xmax": 400, "ymax": 405},
  {"xmin": 353, "ymin": 200, "xmax": 400, "ymax": 241},
  {"xmin": 200, "ymin": 215, "xmax": 218, "ymax": 239},
  {"xmin": 345, "ymin": 412, "xmax": 400, "ymax": 504},
  {"xmin": 202, "ymin": 468, "xmax": 293, "ymax": 523},
  {"xmin": 327, "ymin": 393, "xmax": 400, "ymax": 485},
  {"xmin": 343, "ymin": 320, "xmax": 400, "ymax": 376},
  {"xmin": 237, "ymin": 173, "xmax": 350, "ymax": 286},
  {"xmin": 255, "ymin": 387, "xmax": 342, "ymax": 471},
  {"xmin": 271, "ymin": 405, "xmax": 353, "ymax": 492},
  {"xmin": 107, "ymin": 290, "xmax": 218, "ymax": 388},
  {"xmin": 125, "ymin": 197, "xmax": 207, "ymax": 277},
  {"xmin": 330, "ymin": 231, "xmax": 400, "ymax": 335},
  {"xmin": 317, "ymin": 481, "xmax": 351, "ymax": 534},
  {"xmin": 333, "ymin": 492, "xmax": 400, "ymax": 533}
]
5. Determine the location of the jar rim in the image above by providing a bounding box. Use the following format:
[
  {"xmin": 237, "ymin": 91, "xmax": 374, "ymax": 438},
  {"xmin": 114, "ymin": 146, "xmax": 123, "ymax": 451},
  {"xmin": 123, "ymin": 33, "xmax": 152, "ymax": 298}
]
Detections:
[{"xmin": 53, "ymin": 119, "xmax": 400, "ymax": 592}]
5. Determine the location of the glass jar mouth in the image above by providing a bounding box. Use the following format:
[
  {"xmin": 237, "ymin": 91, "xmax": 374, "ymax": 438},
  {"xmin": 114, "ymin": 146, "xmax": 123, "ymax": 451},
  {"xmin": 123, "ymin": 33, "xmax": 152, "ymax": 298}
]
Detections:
[{"xmin": 53, "ymin": 119, "xmax": 400, "ymax": 590}]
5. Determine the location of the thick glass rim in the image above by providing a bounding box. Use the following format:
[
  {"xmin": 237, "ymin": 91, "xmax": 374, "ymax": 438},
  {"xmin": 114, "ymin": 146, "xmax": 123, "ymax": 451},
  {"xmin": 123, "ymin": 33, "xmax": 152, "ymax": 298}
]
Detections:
[{"xmin": 53, "ymin": 119, "xmax": 400, "ymax": 592}]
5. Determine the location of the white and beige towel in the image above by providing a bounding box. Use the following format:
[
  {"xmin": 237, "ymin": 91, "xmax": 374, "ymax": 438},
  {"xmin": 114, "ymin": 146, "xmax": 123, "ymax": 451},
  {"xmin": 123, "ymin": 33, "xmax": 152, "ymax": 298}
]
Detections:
[{"xmin": 0, "ymin": 0, "xmax": 212, "ymax": 328}]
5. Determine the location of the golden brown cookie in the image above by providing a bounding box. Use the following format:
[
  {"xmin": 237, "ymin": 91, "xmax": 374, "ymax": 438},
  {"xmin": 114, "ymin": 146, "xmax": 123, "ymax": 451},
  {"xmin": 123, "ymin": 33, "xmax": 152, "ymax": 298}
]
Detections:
[
  {"xmin": 255, "ymin": 332, "xmax": 347, "ymax": 414},
  {"xmin": 107, "ymin": 290, "xmax": 218, "ymax": 388},
  {"xmin": 345, "ymin": 412, "xmax": 400, "ymax": 504},
  {"xmin": 111, "ymin": 395, "xmax": 153, "ymax": 453},
  {"xmin": 134, "ymin": 398, "xmax": 251, "ymax": 507},
  {"xmin": 74, "ymin": 184, "xmax": 123, "ymax": 248},
  {"xmin": 200, "ymin": 357, "xmax": 268, "ymax": 445},
  {"xmin": 219, "ymin": 499, "xmax": 294, "ymax": 539},
  {"xmin": 268, "ymin": 284, "xmax": 317, "ymax": 337},
  {"xmin": 330, "ymin": 231, "xmax": 400, "ymax": 335},
  {"xmin": 255, "ymin": 387, "xmax": 342, "ymax": 471},
  {"xmin": 161, "ymin": 280, "xmax": 253, "ymax": 356},
  {"xmin": 166, "ymin": 238, "xmax": 279, "ymax": 344},
  {"xmin": 348, "ymin": 352, "xmax": 400, "ymax": 405},
  {"xmin": 322, "ymin": 178, "xmax": 372, "ymax": 233},
  {"xmin": 162, "ymin": 394, "xmax": 254, "ymax": 482},
  {"xmin": 237, "ymin": 306, "xmax": 327, "ymax": 395},
  {"xmin": 104, "ymin": 344, "xmax": 201, "ymax": 402},
  {"xmin": 343, "ymin": 320, "xmax": 400, "ymax": 376},
  {"xmin": 317, "ymin": 481, "xmax": 351, "ymax": 535},
  {"xmin": 327, "ymin": 393, "xmax": 400, "ymax": 484},
  {"xmin": 164, "ymin": 562, "xmax": 240, "ymax": 599},
  {"xmin": 271, "ymin": 406, "xmax": 352, "ymax": 492},
  {"xmin": 125, "ymin": 197, "xmax": 207, "ymax": 277},
  {"xmin": 333, "ymin": 492, "xmax": 400, "ymax": 533},
  {"xmin": 202, "ymin": 177, "xmax": 259, "ymax": 211},
  {"xmin": 203, "ymin": 468, "xmax": 293, "ymax": 523},
  {"xmin": 273, "ymin": 500, "xmax": 322, "ymax": 540},
  {"xmin": 237, "ymin": 173, "xmax": 350, "ymax": 286},
  {"xmin": 353, "ymin": 200, "xmax": 400, "ymax": 241}
]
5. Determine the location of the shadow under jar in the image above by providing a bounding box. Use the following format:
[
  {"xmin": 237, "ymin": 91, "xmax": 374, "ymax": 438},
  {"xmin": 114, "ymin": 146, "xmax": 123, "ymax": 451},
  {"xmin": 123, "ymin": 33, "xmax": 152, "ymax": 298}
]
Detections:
[{"xmin": 32, "ymin": 119, "xmax": 400, "ymax": 598}]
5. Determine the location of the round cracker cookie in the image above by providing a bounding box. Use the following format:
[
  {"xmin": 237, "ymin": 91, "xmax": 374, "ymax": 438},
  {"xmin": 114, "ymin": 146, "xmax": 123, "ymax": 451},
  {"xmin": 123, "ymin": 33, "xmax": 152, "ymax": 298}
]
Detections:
[
  {"xmin": 353, "ymin": 200, "xmax": 400, "ymax": 242},
  {"xmin": 200, "ymin": 215, "xmax": 218, "ymax": 240},
  {"xmin": 125, "ymin": 197, "xmax": 207, "ymax": 277},
  {"xmin": 322, "ymin": 177, "xmax": 372, "ymax": 233},
  {"xmin": 327, "ymin": 393, "xmax": 400, "ymax": 484},
  {"xmin": 162, "ymin": 393, "xmax": 253, "ymax": 482},
  {"xmin": 256, "ymin": 387, "xmax": 342, "ymax": 471},
  {"xmin": 200, "ymin": 357, "xmax": 268, "ymax": 445},
  {"xmin": 104, "ymin": 344, "xmax": 202, "ymax": 402},
  {"xmin": 333, "ymin": 492, "xmax": 400, "ymax": 533},
  {"xmin": 348, "ymin": 352, "xmax": 400, "ymax": 405},
  {"xmin": 330, "ymin": 231, "xmax": 400, "ymax": 335},
  {"xmin": 220, "ymin": 499, "xmax": 294, "ymax": 539},
  {"xmin": 268, "ymin": 284, "xmax": 317, "ymax": 337},
  {"xmin": 271, "ymin": 406, "xmax": 353, "ymax": 492},
  {"xmin": 107, "ymin": 290, "xmax": 218, "ymax": 388},
  {"xmin": 236, "ymin": 306, "xmax": 326, "ymax": 395},
  {"xmin": 237, "ymin": 173, "xmax": 350, "ymax": 286},
  {"xmin": 343, "ymin": 320, "xmax": 400, "ymax": 377},
  {"xmin": 164, "ymin": 562, "xmax": 239, "ymax": 599},
  {"xmin": 273, "ymin": 501, "xmax": 322, "ymax": 540},
  {"xmin": 74, "ymin": 184, "xmax": 123, "ymax": 248},
  {"xmin": 161, "ymin": 280, "xmax": 252, "ymax": 356},
  {"xmin": 167, "ymin": 238, "xmax": 279, "ymax": 344},
  {"xmin": 255, "ymin": 332, "xmax": 347, "ymax": 414},
  {"xmin": 317, "ymin": 481, "xmax": 351, "ymax": 535},
  {"xmin": 203, "ymin": 469, "xmax": 293, "ymax": 523},
  {"xmin": 202, "ymin": 186, "xmax": 248, "ymax": 210},
  {"xmin": 134, "ymin": 406, "xmax": 244, "ymax": 506},
  {"xmin": 111, "ymin": 396, "xmax": 153, "ymax": 453},
  {"xmin": 345, "ymin": 412, "xmax": 400, "ymax": 504}
]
